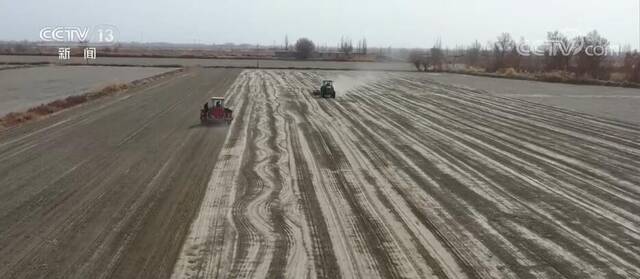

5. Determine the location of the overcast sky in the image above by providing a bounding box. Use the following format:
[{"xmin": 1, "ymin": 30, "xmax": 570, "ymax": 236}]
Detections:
[{"xmin": 1, "ymin": 0, "xmax": 638, "ymax": 49}]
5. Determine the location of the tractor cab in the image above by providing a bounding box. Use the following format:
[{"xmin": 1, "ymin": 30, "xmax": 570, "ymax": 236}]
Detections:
[
  {"xmin": 209, "ymin": 97, "xmax": 225, "ymax": 108},
  {"xmin": 319, "ymin": 80, "xmax": 336, "ymax": 98}
]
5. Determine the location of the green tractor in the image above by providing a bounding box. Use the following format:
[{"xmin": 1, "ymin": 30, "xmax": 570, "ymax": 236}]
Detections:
[{"xmin": 312, "ymin": 80, "xmax": 336, "ymax": 98}]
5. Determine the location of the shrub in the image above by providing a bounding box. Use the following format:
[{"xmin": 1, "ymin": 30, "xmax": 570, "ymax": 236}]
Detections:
[
  {"xmin": 501, "ymin": 67, "xmax": 518, "ymax": 77},
  {"xmin": 295, "ymin": 38, "xmax": 315, "ymax": 60}
]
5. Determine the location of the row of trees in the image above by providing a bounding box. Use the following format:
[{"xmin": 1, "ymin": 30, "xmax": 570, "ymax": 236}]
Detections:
[
  {"xmin": 408, "ymin": 39, "xmax": 445, "ymax": 72},
  {"xmin": 288, "ymin": 35, "xmax": 369, "ymax": 60},
  {"xmin": 624, "ymin": 52, "xmax": 640, "ymax": 82},
  {"xmin": 409, "ymin": 30, "xmax": 636, "ymax": 81},
  {"xmin": 338, "ymin": 37, "xmax": 368, "ymax": 56}
]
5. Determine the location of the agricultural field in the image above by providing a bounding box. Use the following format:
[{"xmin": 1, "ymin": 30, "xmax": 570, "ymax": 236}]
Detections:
[
  {"xmin": 426, "ymin": 72, "xmax": 640, "ymax": 123},
  {"xmin": 0, "ymin": 67, "xmax": 639, "ymax": 279},
  {"xmin": 0, "ymin": 68, "xmax": 240, "ymax": 278},
  {"xmin": 0, "ymin": 65, "xmax": 176, "ymax": 115},
  {"xmin": 3, "ymin": 0, "xmax": 638, "ymax": 277},
  {"xmin": 174, "ymin": 70, "xmax": 640, "ymax": 278}
]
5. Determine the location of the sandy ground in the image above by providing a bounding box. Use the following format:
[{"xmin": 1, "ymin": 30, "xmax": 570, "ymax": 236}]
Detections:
[
  {"xmin": 0, "ymin": 65, "xmax": 176, "ymax": 116},
  {"xmin": 0, "ymin": 55, "xmax": 413, "ymax": 71},
  {"xmin": 425, "ymin": 73, "xmax": 640, "ymax": 124},
  {"xmin": 0, "ymin": 68, "xmax": 239, "ymax": 278},
  {"xmin": 174, "ymin": 70, "xmax": 640, "ymax": 279}
]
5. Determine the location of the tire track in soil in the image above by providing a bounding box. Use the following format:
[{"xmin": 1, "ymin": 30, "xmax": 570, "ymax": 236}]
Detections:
[
  {"xmin": 317, "ymin": 96, "xmax": 489, "ymax": 279},
  {"xmin": 175, "ymin": 71, "xmax": 323, "ymax": 279},
  {"xmin": 358, "ymin": 74, "xmax": 640, "ymax": 278},
  {"xmin": 175, "ymin": 69, "xmax": 640, "ymax": 279},
  {"xmin": 172, "ymin": 73, "xmax": 252, "ymax": 279},
  {"xmin": 283, "ymin": 71, "xmax": 417, "ymax": 278},
  {"xmin": 263, "ymin": 83, "xmax": 291, "ymax": 278},
  {"xmin": 228, "ymin": 73, "xmax": 290, "ymax": 278},
  {"xmin": 290, "ymin": 84, "xmax": 420, "ymax": 278},
  {"xmin": 287, "ymin": 120, "xmax": 342, "ymax": 279},
  {"xmin": 342, "ymin": 90, "xmax": 581, "ymax": 278},
  {"xmin": 0, "ymin": 69, "xmax": 239, "ymax": 279}
]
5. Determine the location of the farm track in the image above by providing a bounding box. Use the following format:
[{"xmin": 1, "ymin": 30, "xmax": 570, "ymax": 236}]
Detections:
[{"xmin": 175, "ymin": 70, "xmax": 640, "ymax": 279}]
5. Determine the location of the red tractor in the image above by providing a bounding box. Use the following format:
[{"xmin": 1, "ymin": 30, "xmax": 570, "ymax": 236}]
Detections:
[{"xmin": 200, "ymin": 97, "xmax": 233, "ymax": 124}]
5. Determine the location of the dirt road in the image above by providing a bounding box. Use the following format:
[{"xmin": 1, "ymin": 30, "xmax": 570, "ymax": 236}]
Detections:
[
  {"xmin": 175, "ymin": 70, "xmax": 640, "ymax": 278},
  {"xmin": 0, "ymin": 68, "xmax": 240, "ymax": 278}
]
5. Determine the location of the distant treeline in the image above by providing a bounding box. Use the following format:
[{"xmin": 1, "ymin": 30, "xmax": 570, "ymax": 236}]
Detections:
[{"xmin": 409, "ymin": 31, "xmax": 640, "ymax": 84}]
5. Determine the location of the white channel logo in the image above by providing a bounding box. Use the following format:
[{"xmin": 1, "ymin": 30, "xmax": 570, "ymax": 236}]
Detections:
[{"xmin": 39, "ymin": 25, "xmax": 119, "ymax": 46}]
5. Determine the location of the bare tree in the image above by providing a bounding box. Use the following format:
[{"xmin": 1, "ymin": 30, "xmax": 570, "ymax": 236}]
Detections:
[
  {"xmin": 492, "ymin": 33, "xmax": 515, "ymax": 71},
  {"xmin": 421, "ymin": 57, "xmax": 432, "ymax": 72},
  {"xmin": 466, "ymin": 40, "xmax": 482, "ymax": 67},
  {"xmin": 574, "ymin": 30, "xmax": 609, "ymax": 78},
  {"xmin": 13, "ymin": 40, "xmax": 28, "ymax": 53},
  {"xmin": 624, "ymin": 51, "xmax": 640, "ymax": 82},
  {"xmin": 409, "ymin": 50, "xmax": 429, "ymax": 71},
  {"xmin": 545, "ymin": 31, "xmax": 570, "ymax": 71},
  {"xmin": 362, "ymin": 38, "xmax": 367, "ymax": 54},
  {"xmin": 340, "ymin": 36, "xmax": 353, "ymax": 57},
  {"xmin": 284, "ymin": 35, "xmax": 289, "ymax": 50},
  {"xmin": 508, "ymin": 37, "xmax": 526, "ymax": 71},
  {"xmin": 431, "ymin": 39, "xmax": 444, "ymax": 70},
  {"xmin": 295, "ymin": 38, "xmax": 315, "ymax": 59}
]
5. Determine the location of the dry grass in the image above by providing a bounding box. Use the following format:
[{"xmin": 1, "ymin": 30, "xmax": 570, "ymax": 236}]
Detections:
[
  {"xmin": 498, "ymin": 67, "xmax": 519, "ymax": 77},
  {"xmin": 1, "ymin": 112, "xmax": 33, "ymax": 127},
  {"xmin": 101, "ymin": 84, "xmax": 129, "ymax": 95},
  {"xmin": 534, "ymin": 71, "xmax": 575, "ymax": 83},
  {"xmin": 464, "ymin": 66, "xmax": 485, "ymax": 73},
  {"xmin": 446, "ymin": 67, "xmax": 640, "ymax": 89},
  {"xmin": 0, "ymin": 83, "xmax": 129, "ymax": 129},
  {"xmin": 609, "ymin": 72, "xmax": 627, "ymax": 82}
]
